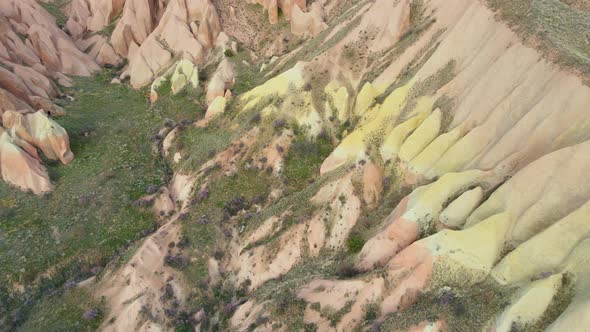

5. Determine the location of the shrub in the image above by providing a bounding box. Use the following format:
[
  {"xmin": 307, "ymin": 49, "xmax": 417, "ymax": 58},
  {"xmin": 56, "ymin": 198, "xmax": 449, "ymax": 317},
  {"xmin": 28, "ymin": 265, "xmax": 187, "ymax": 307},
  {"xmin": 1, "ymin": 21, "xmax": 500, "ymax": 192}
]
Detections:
[
  {"xmin": 304, "ymin": 323, "xmax": 318, "ymax": 332},
  {"xmin": 273, "ymin": 118, "xmax": 287, "ymax": 129},
  {"xmin": 163, "ymin": 118, "xmax": 175, "ymax": 128},
  {"xmin": 249, "ymin": 113, "xmax": 261, "ymax": 124},
  {"xmin": 164, "ymin": 283, "xmax": 175, "ymax": 300},
  {"xmin": 196, "ymin": 187, "xmax": 209, "ymax": 202},
  {"xmin": 176, "ymin": 236, "xmax": 189, "ymax": 249},
  {"xmin": 146, "ymin": 185, "xmax": 159, "ymax": 194},
  {"xmin": 164, "ymin": 253, "xmax": 188, "ymax": 269},
  {"xmin": 213, "ymin": 250, "xmax": 224, "ymax": 260},
  {"xmin": 224, "ymin": 196, "xmax": 251, "ymax": 216},
  {"xmin": 363, "ymin": 303, "xmax": 379, "ymax": 322},
  {"xmin": 83, "ymin": 308, "xmax": 99, "ymax": 321}
]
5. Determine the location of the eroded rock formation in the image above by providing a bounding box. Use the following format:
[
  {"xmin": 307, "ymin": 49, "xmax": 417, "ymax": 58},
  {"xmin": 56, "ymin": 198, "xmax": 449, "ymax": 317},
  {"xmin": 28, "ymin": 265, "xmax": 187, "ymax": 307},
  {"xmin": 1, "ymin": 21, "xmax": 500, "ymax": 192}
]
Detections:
[
  {"xmin": 0, "ymin": 0, "xmax": 88, "ymax": 193},
  {"xmin": 117, "ymin": 0, "xmax": 222, "ymax": 88},
  {"xmin": 218, "ymin": 0, "xmax": 590, "ymax": 330},
  {"xmin": 5, "ymin": 0, "xmax": 590, "ymax": 330}
]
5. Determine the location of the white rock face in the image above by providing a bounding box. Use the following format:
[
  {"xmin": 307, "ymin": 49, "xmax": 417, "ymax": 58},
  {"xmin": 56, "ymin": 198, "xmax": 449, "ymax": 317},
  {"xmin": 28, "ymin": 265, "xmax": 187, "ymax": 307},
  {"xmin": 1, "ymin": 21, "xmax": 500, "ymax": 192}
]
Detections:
[
  {"xmin": 439, "ymin": 187, "xmax": 484, "ymax": 228},
  {"xmin": 3, "ymin": 110, "xmax": 73, "ymax": 164},
  {"xmin": 113, "ymin": 0, "xmax": 222, "ymax": 88},
  {"xmin": 207, "ymin": 58, "xmax": 235, "ymax": 104},
  {"xmin": 0, "ymin": 128, "xmax": 52, "ymax": 194}
]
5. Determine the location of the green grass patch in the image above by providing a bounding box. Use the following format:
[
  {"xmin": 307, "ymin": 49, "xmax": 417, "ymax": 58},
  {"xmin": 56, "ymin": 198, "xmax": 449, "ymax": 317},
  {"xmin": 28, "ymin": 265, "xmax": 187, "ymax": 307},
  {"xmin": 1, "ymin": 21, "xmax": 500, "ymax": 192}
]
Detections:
[
  {"xmin": 346, "ymin": 233, "xmax": 365, "ymax": 253},
  {"xmin": 232, "ymin": 49, "xmax": 271, "ymax": 95},
  {"xmin": 241, "ymin": 165, "xmax": 346, "ymax": 235},
  {"xmin": 380, "ymin": 278, "xmax": 513, "ymax": 332},
  {"xmin": 177, "ymin": 169, "xmax": 274, "ymax": 330},
  {"xmin": 19, "ymin": 288, "xmax": 104, "ymax": 332},
  {"xmin": 172, "ymin": 123, "xmax": 234, "ymax": 173},
  {"xmin": 282, "ymin": 133, "xmax": 333, "ymax": 194},
  {"xmin": 152, "ymin": 80, "xmax": 207, "ymax": 121},
  {"xmin": 39, "ymin": 0, "xmax": 70, "ymax": 28},
  {"xmin": 96, "ymin": 14, "xmax": 121, "ymax": 37}
]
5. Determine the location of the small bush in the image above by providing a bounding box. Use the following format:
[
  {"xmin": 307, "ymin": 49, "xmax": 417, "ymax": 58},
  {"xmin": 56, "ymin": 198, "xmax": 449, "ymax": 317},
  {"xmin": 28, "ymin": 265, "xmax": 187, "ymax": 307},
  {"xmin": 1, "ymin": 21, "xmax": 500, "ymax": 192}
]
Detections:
[
  {"xmin": 224, "ymin": 196, "xmax": 251, "ymax": 216},
  {"xmin": 304, "ymin": 323, "xmax": 318, "ymax": 332},
  {"xmin": 363, "ymin": 303, "xmax": 379, "ymax": 322},
  {"xmin": 213, "ymin": 250, "xmax": 224, "ymax": 260},
  {"xmin": 249, "ymin": 113, "xmax": 261, "ymax": 124},
  {"xmin": 273, "ymin": 118, "xmax": 287, "ymax": 130},
  {"xmin": 146, "ymin": 185, "xmax": 159, "ymax": 194},
  {"xmin": 176, "ymin": 236, "xmax": 189, "ymax": 249},
  {"xmin": 196, "ymin": 187, "xmax": 210, "ymax": 202},
  {"xmin": 164, "ymin": 253, "xmax": 189, "ymax": 269},
  {"xmin": 83, "ymin": 308, "xmax": 100, "ymax": 321}
]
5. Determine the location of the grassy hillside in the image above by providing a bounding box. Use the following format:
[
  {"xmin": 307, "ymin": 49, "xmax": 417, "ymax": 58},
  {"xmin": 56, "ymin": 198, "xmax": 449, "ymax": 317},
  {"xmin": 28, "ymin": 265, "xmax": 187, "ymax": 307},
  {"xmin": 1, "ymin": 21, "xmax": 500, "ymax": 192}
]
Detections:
[{"xmin": 0, "ymin": 70, "xmax": 196, "ymax": 330}]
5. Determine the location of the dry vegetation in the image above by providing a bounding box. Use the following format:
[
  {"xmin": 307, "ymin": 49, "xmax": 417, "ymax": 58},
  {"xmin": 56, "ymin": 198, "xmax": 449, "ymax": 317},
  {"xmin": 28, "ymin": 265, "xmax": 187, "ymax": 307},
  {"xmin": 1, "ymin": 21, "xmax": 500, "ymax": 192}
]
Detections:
[{"xmin": 487, "ymin": 0, "xmax": 590, "ymax": 83}]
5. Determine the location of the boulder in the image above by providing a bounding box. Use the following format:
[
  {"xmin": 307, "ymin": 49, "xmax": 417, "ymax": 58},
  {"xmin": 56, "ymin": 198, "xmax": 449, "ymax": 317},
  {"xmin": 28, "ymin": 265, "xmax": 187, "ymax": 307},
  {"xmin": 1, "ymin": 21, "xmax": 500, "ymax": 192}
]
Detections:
[
  {"xmin": 0, "ymin": 128, "xmax": 52, "ymax": 194},
  {"xmin": 290, "ymin": 2, "xmax": 327, "ymax": 37},
  {"xmin": 215, "ymin": 31, "xmax": 231, "ymax": 50},
  {"xmin": 0, "ymin": 88, "xmax": 34, "ymax": 120},
  {"xmin": 127, "ymin": 42, "xmax": 173, "ymax": 88},
  {"xmin": 8, "ymin": 18, "xmax": 29, "ymax": 36},
  {"xmin": 2, "ymin": 0, "xmax": 100, "ymax": 76},
  {"xmin": 150, "ymin": 76, "xmax": 168, "ymax": 104},
  {"xmin": 63, "ymin": 0, "xmax": 91, "ymax": 39},
  {"xmin": 171, "ymin": 59, "xmax": 199, "ymax": 94},
  {"xmin": 196, "ymin": 96, "xmax": 226, "ymax": 127},
  {"xmin": 29, "ymin": 96, "xmax": 65, "ymax": 117},
  {"xmin": 0, "ymin": 61, "xmax": 61, "ymax": 115},
  {"xmin": 64, "ymin": 0, "xmax": 125, "ymax": 34},
  {"xmin": 0, "ymin": 0, "xmax": 63, "ymax": 35},
  {"xmin": 65, "ymin": 17, "xmax": 86, "ymax": 40},
  {"xmin": 2, "ymin": 110, "xmax": 74, "ymax": 164},
  {"xmin": 76, "ymin": 34, "xmax": 122, "ymax": 66},
  {"xmin": 88, "ymin": 0, "xmax": 126, "ymax": 32},
  {"xmin": 206, "ymin": 58, "xmax": 235, "ymax": 104}
]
